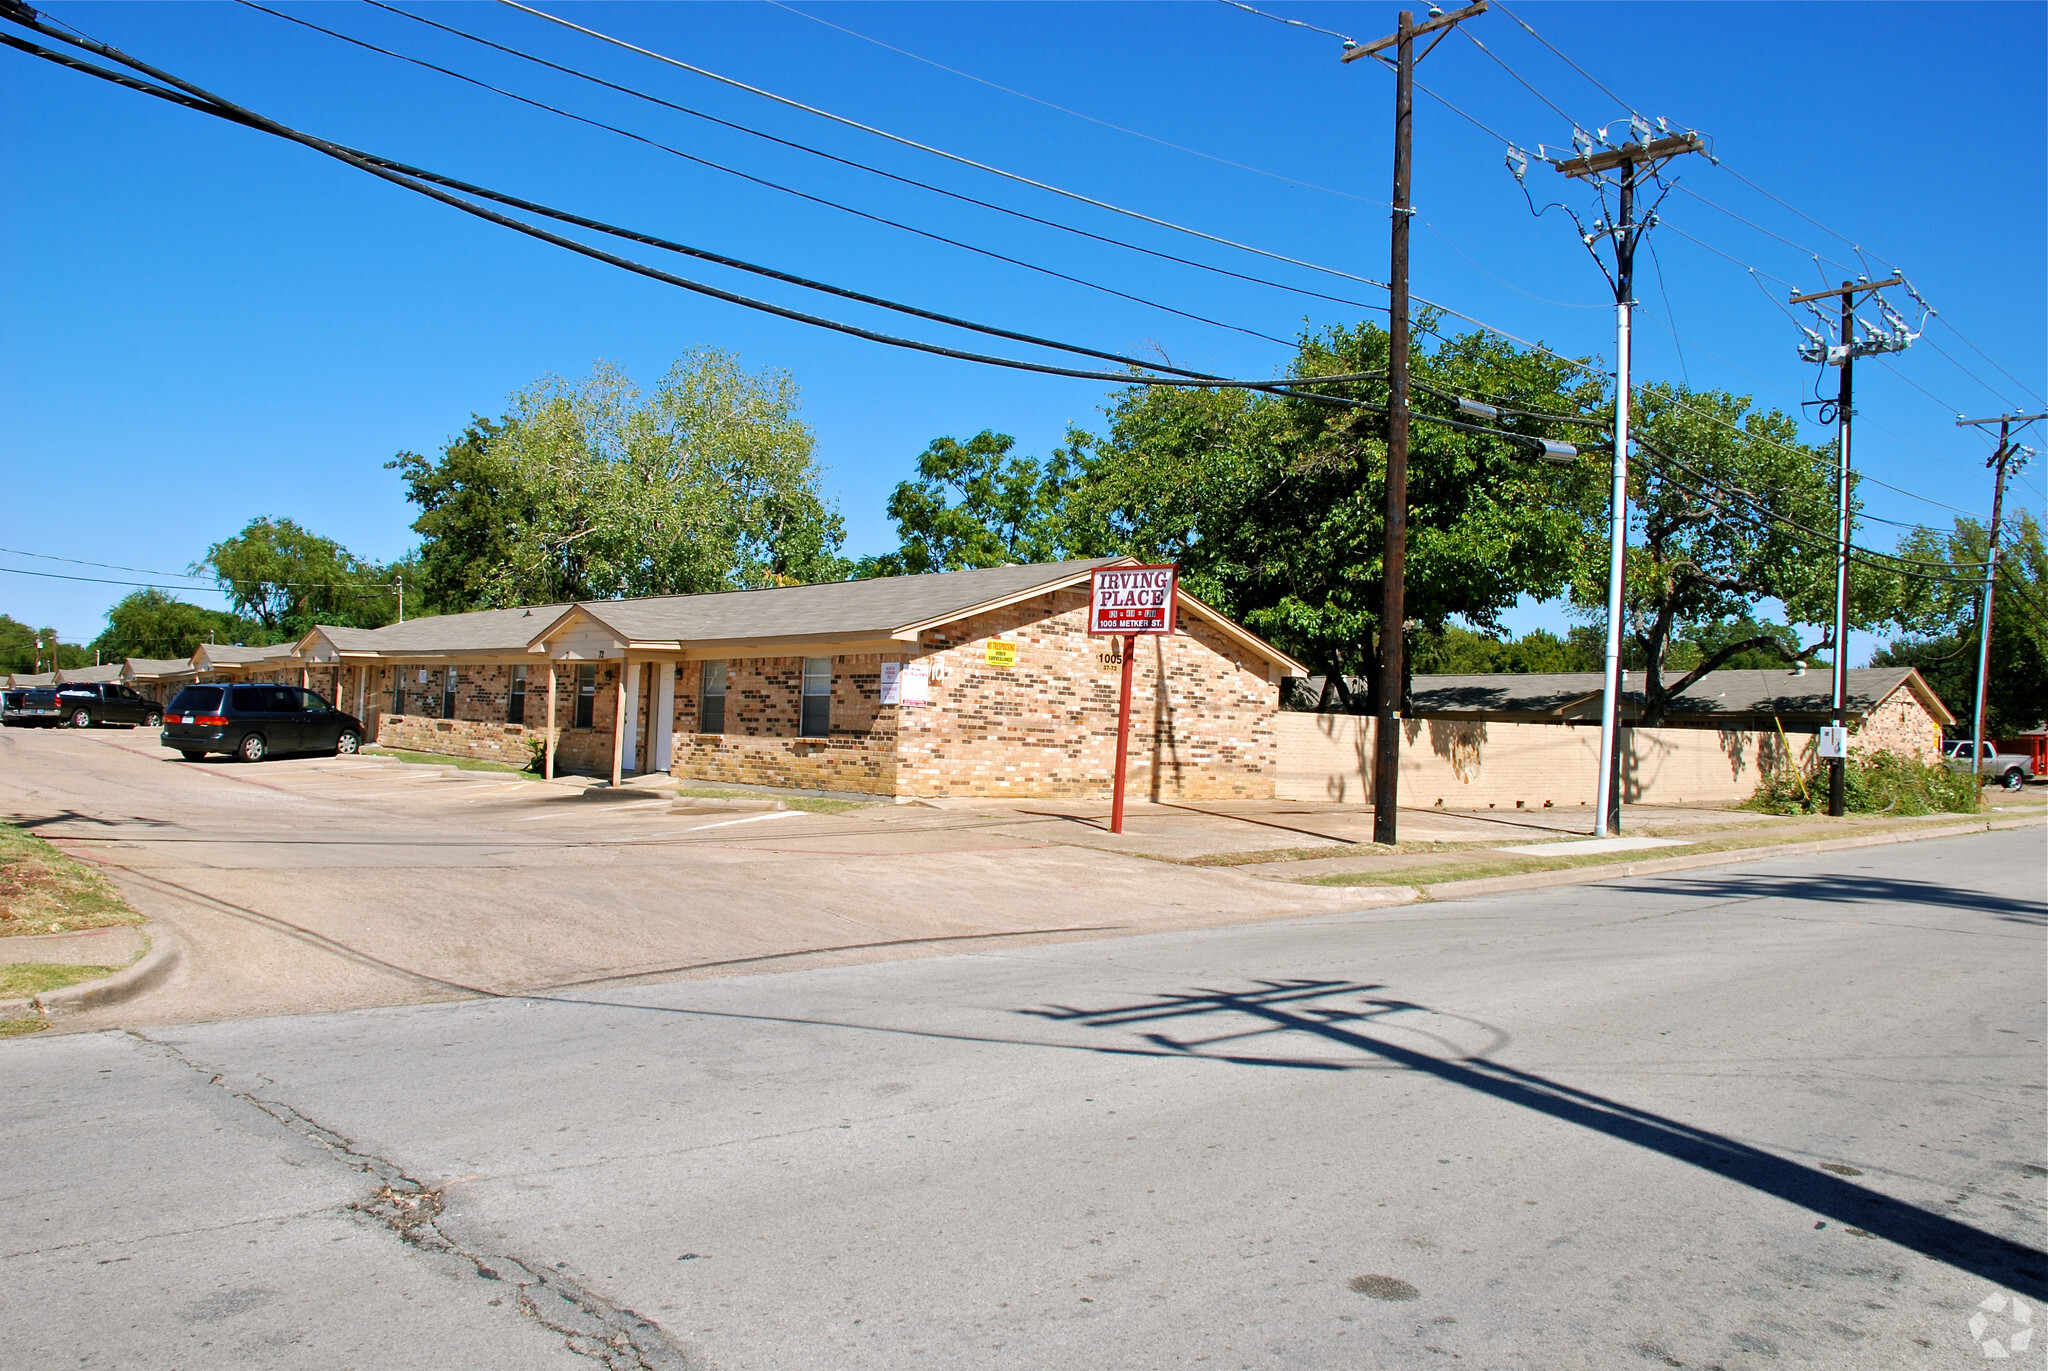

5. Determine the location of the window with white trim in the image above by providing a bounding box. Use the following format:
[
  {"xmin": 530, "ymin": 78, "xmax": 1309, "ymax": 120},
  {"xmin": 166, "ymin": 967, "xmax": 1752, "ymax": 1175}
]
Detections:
[
  {"xmin": 800, "ymin": 657, "xmax": 831, "ymax": 738},
  {"xmin": 700, "ymin": 660, "xmax": 727, "ymax": 735}
]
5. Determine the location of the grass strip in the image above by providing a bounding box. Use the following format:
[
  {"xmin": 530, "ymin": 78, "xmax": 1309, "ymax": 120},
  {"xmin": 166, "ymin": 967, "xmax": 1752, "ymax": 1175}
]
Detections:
[
  {"xmin": 0, "ymin": 962, "xmax": 123, "ymax": 1000},
  {"xmin": 1300, "ymin": 818, "xmax": 2006, "ymax": 888},
  {"xmin": 672, "ymin": 785, "xmax": 869, "ymax": 814},
  {"xmin": 0, "ymin": 821, "xmax": 145, "ymax": 937},
  {"xmin": 364, "ymin": 747, "xmax": 534, "ymax": 776},
  {"xmin": 0, "ymin": 1018, "xmax": 50, "ymax": 1039}
]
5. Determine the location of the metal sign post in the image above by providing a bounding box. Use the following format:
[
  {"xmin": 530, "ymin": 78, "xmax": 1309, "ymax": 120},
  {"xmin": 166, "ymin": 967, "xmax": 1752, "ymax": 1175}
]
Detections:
[{"xmin": 1089, "ymin": 564, "xmax": 1178, "ymax": 834}]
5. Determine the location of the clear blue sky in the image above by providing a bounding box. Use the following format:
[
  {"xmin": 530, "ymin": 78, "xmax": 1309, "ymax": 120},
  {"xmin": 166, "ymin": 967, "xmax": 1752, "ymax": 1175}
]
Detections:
[{"xmin": 3, "ymin": 1, "xmax": 2042, "ymax": 660}]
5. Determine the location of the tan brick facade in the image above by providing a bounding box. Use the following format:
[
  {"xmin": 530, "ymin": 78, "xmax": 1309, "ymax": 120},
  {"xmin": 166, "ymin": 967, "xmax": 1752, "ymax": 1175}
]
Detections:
[
  {"xmin": 672, "ymin": 655, "xmax": 899, "ymax": 794},
  {"xmin": 887, "ymin": 589, "xmax": 1276, "ymax": 800},
  {"xmin": 1848, "ymin": 684, "xmax": 1944, "ymax": 760},
  {"xmin": 297, "ymin": 581, "xmax": 1287, "ymax": 799}
]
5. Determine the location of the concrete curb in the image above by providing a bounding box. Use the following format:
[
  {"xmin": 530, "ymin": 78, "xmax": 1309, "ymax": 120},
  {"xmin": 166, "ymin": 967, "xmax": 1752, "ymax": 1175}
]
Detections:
[
  {"xmin": 1416, "ymin": 814, "xmax": 2044, "ymax": 903},
  {"xmin": 0, "ymin": 923, "xmax": 183, "ymax": 1021}
]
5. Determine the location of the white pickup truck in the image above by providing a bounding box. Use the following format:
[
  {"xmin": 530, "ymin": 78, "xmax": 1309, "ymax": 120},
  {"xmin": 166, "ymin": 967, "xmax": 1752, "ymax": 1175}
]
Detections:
[{"xmin": 1944, "ymin": 740, "xmax": 2037, "ymax": 790}]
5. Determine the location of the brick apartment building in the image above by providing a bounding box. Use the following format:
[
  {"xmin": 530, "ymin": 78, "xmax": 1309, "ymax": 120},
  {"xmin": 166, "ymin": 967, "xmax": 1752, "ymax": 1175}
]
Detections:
[{"xmin": 279, "ymin": 558, "xmax": 1304, "ymax": 800}]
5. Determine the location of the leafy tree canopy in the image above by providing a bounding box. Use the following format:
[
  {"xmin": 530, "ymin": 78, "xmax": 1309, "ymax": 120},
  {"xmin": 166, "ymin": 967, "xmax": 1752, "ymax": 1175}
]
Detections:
[
  {"xmin": 197, "ymin": 517, "xmax": 400, "ymax": 638},
  {"xmin": 1873, "ymin": 511, "xmax": 2047, "ymax": 736},
  {"xmin": 857, "ymin": 429, "xmax": 1090, "ymax": 577},
  {"xmin": 868, "ymin": 320, "xmax": 1608, "ymax": 710},
  {"xmin": 391, "ymin": 352, "xmax": 846, "ymax": 609},
  {"xmin": 0, "ymin": 616, "xmax": 92, "ymax": 675},
  {"xmin": 1573, "ymin": 383, "xmax": 1899, "ymax": 722},
  {"xmin": 87, "ymin": 590, "xmax": 274, "ymax": 663}
]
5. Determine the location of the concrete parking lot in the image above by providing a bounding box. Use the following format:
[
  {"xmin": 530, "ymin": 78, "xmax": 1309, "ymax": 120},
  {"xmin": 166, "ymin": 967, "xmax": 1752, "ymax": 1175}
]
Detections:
[{"xmin": 3, "ymin": 725, "xmax": 2037, "ymax": 1031}]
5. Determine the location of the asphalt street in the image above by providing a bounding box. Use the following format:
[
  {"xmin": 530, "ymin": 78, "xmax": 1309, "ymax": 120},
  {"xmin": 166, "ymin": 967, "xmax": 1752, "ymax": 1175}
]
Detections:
[{"xmin": 4, "ymin": 824, "xmax": 2042, "ymax": 1369}]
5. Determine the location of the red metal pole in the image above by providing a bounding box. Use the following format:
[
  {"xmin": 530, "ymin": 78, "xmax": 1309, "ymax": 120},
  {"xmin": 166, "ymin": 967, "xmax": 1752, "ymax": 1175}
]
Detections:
[{"xmin": 1110, "ymin": 633, "xmax": 1135, "ymax": 834}]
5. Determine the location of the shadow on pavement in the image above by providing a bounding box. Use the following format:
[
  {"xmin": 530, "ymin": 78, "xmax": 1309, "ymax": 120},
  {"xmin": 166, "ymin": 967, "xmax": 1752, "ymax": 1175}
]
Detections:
[
  {"xmin": 1602, "ymin": 868, "xmax": 2048, "ymax": 926},
  {"xmin": 1021, "ymin": 979, "xmax": 2047, "ymax": 1299}
]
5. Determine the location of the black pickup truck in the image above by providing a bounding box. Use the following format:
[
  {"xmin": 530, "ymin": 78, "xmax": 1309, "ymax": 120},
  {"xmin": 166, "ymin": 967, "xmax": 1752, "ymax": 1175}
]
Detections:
[{"xmin": 1, "ymin": 682, "xmax": 162, "ymax": 730}]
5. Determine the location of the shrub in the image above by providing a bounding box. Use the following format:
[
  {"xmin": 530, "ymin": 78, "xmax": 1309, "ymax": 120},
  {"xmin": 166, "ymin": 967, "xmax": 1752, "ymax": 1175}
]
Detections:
[
  {"xmin": 524, "ymin": 736, "xmax": 548, "ymax": 773},
  {"xmin": 1744, "ymin": 748, "xmax": 1982, "ymax": 817}
]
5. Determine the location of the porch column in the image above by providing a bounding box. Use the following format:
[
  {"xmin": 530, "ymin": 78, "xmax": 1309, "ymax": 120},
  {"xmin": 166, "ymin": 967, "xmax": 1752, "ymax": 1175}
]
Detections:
[
  {"xmin": 651, "ymin": 660, "xmax": 676, "ymax": 773},
  {"xmin": 544, "ymin": 661, "xmax": 558, "ymax": 780},
  {"xmin": 621, "ymin": 658, "xmax": 642, "ymax": 776},
  {"xmin": 610, "ymin": 657, "xmax": 628, "ymax": 787}
]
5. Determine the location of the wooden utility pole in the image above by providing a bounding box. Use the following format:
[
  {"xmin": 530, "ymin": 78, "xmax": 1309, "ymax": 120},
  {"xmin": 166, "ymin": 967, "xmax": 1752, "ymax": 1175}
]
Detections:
[
  {"xmin": 1555, "ymin": 132, "xmax": 1705, "ymax": 836},
  {"xmin": 1785, "ymin": 275, "xmax": 1903, "ymax": 816},
  {"xmin": 1955, "ymin": 410, "xmax": 2045, "ymax": 775},
  {"xmin": 1343, "ymin": 0, "xmax": 1487, "ymax": 847}
]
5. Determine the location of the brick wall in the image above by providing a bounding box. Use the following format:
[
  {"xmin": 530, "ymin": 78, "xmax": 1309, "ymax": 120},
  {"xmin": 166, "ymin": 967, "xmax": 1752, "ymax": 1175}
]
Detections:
[
  {"xmin": 1850, "ymin": 686, "xmax": 1944, "ymax": 760},
  {"xmin": 1277, "ymin": 714, "xmax": 1798, "ymax": 810},
  {"xmin": 376, "ymin": 713, "xmax": 537, "ymax": 765},
  {"xmin": 361, "ymin": 660, "xmax": 617, "ymax": 774},
  {"xmin": 670, "ymin": 654, "xmax": 898, "ymax": 793},
  {"xmin": 894, "ymin": 590, "xmax": 1278, "ymax": 800}
]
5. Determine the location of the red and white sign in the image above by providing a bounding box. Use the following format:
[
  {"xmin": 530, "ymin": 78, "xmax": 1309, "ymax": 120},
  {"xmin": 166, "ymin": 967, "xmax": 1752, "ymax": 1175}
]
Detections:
[{"xmin": 1089, "ymin": 564, "xmax": 1177, "ymax": 636}]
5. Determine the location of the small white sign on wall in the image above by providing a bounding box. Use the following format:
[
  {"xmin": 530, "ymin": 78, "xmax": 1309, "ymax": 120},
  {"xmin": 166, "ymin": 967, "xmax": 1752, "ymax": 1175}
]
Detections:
[
  {"xmin": 899, "ymin": 660, "xmax": 931, "ymax": 707},
  {"xmin": 879, "ymin": 661, "xmax": 901, "ymax": 704},
  {"xmin": 417, "ymin": 668, "xmax": 429, "ymax": 684}
]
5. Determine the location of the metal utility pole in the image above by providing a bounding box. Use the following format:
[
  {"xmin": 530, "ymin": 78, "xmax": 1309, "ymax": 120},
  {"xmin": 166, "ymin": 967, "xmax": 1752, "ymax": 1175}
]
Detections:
[
  {"xmin": 1554, "ymin": 132, "xmax": 1705, "ymax": 835},
  {"xmin": 1786, "ymin": 275, "xmax": 1903, "ymax": 816},
  {"xmin": 1955, "ymin": 411, "xmax": 2045, "ymax": 775},
  {"xmin": 1343, "ymin": 0, "xmax": 1488, "ymax": 847}
]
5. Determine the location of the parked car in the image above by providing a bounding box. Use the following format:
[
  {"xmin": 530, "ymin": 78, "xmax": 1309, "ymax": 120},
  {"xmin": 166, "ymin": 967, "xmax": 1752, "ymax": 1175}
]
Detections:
[
  {"xmin": 49, "ymin": 681, "xmax": 163, "ymax": 730},
  {"xmin": 3, "ymin": 686, "xmax": 62, "ymax": 727},
  {"xmin": 1944, "ymin": 740, "xmax": 2036, "ymax": 790},
  {"xmin": 160, "ymin": 684, "xmax": 364, "ymax": 763}
]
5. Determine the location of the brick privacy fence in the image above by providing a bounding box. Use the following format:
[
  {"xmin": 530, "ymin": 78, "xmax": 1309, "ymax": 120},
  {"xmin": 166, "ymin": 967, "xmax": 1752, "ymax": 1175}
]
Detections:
[
  {"xmin": 1280, "ymin": 714, "xmax": 1811, "ymax": 810},
  {"xmin": 893, "ymin": 589, "xmax": 1277, "ymax": 800}
]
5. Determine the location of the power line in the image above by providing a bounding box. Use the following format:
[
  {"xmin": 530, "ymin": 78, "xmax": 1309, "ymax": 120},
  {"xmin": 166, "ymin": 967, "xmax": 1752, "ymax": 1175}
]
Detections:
[
  {"xmin": 0, "ymin": 25, "xmax": 1377, "ymax": 407},
  {"xmin": 0, "ymin": 546, "xmax": 394, "ymax": 591},
  {"xmin": 1489, "ymin": 0, "xmax": 1641, "ymax": 120},
  {"xmin": 770, "ymin": 0, "xmax": 1382, "ymax": 204},
  {"xmin": 356, "ymin": 1, "xmax": 1399, "ymax": 320},
  {"xmin": 240, "ymin": 1, "xmax": 1300, "ymax": 349},
  {"xmin": 495, "ymin": 0, "xmax": 1397, "ymax": 295},
  {"xmin": 1213, "ymin": 1, "xmax": 1356, "ymax": 49}
]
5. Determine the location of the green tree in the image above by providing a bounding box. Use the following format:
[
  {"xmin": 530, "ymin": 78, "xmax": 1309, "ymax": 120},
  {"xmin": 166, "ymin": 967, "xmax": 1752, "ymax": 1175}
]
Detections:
[
  {"xmin": 87, "ymin": 590, "xmax": 271, "ymax": 662},
  {"xmin": 197, "ymin": 518, "xmax": 400, "ymax": 638},
  {"xmin": 0, "ymin": 616, "xmax": 89, "ymax": 674},
  {"xmin": 1072, "ymin": 320, "xmax": 1608, "ymax": 710},
  {"xmin": 862, "ymin": 429, "xmax": 1091, "ymax": 576},
  {"xmin": 1412, "ymin": 624, "xmax": 1602, "ymax": 674},
  {"xmin": 1873, "ymin": 511, "xmax": 2048, "ymax": 736},
  {"xmin": 390, "ymin": 352, "xmax": 846, "ymax": 608},
  {"xmin": 1575, "ymin": 384, "xmax": 1897, "ymax": 723}
]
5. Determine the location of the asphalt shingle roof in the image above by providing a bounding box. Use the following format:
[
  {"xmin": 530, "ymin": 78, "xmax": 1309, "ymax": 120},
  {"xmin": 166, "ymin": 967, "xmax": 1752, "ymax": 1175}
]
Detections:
[{"xmin": 571, "ymin": 559, "xmax": 1121, "ymax": 644}]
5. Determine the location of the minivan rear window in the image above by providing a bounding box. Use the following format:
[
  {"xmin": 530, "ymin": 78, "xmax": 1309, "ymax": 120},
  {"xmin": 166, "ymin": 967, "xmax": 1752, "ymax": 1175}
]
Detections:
[
  {"xmin": 168, "ymin": 686, "xmax": 224, "ymax": 714},
  {"xmin": 230, "ymin": 686, "xmax": 270, "ymax": 712}
]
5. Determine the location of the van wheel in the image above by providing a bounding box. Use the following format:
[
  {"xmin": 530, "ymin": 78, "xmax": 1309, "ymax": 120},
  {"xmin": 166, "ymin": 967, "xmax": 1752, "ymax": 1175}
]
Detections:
[
  {"xmin": 69, "ymin": 708, "xmax": 92, "ymax": 729},
  {"xmin": 335, "ymin": 730, "xmax": 361, "ymax": 756},
  {"xmin": 237, "ymin": 733, "xmax": 267, "ymax": 764}
]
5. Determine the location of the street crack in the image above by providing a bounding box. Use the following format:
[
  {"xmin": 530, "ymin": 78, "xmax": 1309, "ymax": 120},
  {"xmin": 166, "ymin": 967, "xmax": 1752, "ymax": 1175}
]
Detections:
[{"xmin": 130, "ymin": 1032, "xmax": 695, "ymax": 1370}]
